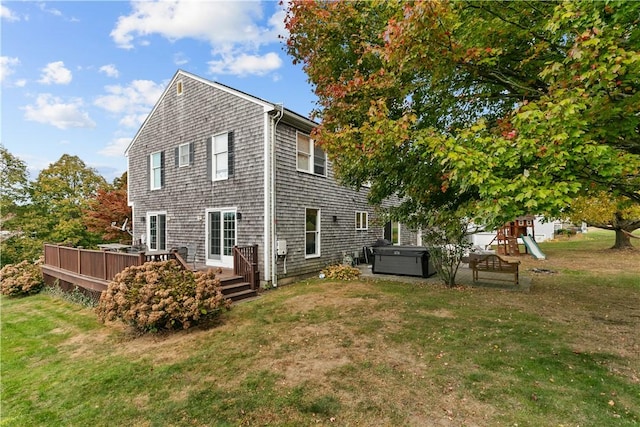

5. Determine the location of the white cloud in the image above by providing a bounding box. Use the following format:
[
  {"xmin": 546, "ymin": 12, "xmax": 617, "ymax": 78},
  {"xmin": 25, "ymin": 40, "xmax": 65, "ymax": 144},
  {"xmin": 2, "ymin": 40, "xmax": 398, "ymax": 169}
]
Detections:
[
  {"xmin": 38, "ymin": 3, "xmax": 62, "ymax": 17},
  {"xmin": 23, "ymin": 93, "xmax": 96, "ymax": 129},
  {"xmin": 111, "ymin": 1, "xmax": 285, "ymax": 77},
  {"xmin": 38, "ymin": 61, "xmax": 72, "ymax": 85},
  {"xmin": 208, "ymin": 51, "xmax": 282, "ymax": 76},
  {"xmin": 99, "ymin": 64, "xmax": 120, "ymax": 78},
  {"xmin": 1, "ymin": 5, "xmax": 20, "ymax": 22},
  {"xmin": 99, "ymin": 137, "xmax": 132, "ymax": 157},
  {"xmin": 94, "ymin": 79, "xmax": 165, "ymax": 128},
  {"xmin": 173, "ymin": 52, "xmax": 189, "ymax": 66},
  {"xmin": 111, "ymin": 1, "xmax": 278, "ymax": 49},
  {"xmin": 0, "ymin": 56, "xmax": 20, "ymax": 83}
]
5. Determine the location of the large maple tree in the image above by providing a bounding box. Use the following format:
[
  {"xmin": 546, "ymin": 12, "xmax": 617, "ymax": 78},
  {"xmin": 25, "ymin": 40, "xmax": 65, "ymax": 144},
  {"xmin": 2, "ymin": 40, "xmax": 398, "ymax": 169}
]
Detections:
[{"xmin": 285, "ymin": 0, "xmax": 640, "ymax": 229}]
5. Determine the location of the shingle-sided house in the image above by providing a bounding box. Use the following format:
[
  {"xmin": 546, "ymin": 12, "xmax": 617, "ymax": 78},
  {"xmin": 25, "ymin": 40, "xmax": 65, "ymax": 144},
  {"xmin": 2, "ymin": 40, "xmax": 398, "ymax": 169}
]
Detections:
[{"xmin": 126, "ymin": 70, "xmax": 417, "ymax": 286}]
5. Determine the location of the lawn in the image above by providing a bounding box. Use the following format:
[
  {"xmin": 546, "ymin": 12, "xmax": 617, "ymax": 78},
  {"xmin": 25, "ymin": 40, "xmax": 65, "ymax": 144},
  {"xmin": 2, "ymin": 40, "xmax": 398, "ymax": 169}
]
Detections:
[{"xmin": 2, "ymin": 229, "xmax": 639, "ymax": 426}]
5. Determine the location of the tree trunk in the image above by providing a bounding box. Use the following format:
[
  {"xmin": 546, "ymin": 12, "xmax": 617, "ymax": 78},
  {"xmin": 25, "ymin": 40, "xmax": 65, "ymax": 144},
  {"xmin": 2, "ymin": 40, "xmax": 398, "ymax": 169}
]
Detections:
[{"xmin": 612, "ymin": 229, "xmax": 635, "ymax": 250}]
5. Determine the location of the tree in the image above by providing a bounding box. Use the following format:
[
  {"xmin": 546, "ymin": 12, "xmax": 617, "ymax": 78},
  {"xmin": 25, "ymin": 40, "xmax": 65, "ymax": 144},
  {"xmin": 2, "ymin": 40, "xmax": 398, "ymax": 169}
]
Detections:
[
  {"xmin": 0, "ymin": 146, "xmax": 30, "ymax": 229},
  {"xmin": 285, "ymin": 1, "xmax": 640, "ymax": 279},
  {"xmin": 569, "ymin": 193, "xmax": 640, "ymax": 249},
  {"xmin": 83, "ymin": 172, "xmax": 132, "ymax": 243},
  {"xmin": 0, "ymin": 147, "xmax": 40, "ymax": 265},
  {"xmin": 30, "ymin": 154, "xmax": 106, "ymax": 247}
]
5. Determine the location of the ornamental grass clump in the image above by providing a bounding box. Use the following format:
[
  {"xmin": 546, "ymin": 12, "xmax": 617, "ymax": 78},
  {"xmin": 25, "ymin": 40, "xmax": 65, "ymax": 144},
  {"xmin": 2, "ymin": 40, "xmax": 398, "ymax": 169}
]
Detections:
[
  {"xmin": 96, "ymin": 260, "xmax": 231, "ymax": 333},
  {"xmin": 321, "ymin": 264, "xmax": 361, "ymax": 281},
  {"xmin": 0, "ymin": 259, "xmax": 44, "ymax": 297}
]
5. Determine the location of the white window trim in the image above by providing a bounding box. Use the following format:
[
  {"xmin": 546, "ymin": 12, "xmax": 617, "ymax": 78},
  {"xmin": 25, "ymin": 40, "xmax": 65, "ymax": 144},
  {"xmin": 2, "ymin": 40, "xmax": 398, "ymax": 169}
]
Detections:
[
  {"xmin": 296, "ymin": 131, "xmax": 326, "ymax": 177},
  {"xmin": 355, "ymin": 211, "xmax": 369, "ymax": 231},
  {"xmin": 305, "ymin": 207, "xmax": 321, "ymax": 259},
  {"xmin": 150, "ymin": 151, "xmax": 162, "ymax": 190},
  {"xmin": 212, "ymin": 132, "xmax": 229, "ymax": 181},
  {"xmin": 178, "ymin": 142, "xmax": 190, "ymax": 167},
  {"xmin": 147, "ymin": 211, "xmax": 167, "ymax": 251},
  {"xmin": 176, "ymin": 80, "xmax": 183, "ymax": 95}
]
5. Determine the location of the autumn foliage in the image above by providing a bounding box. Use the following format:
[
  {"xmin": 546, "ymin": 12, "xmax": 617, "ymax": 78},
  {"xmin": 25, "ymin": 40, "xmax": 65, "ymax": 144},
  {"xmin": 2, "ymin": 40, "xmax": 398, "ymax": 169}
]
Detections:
[
  {"xmin": 285, "ymin": 1, "xmax": 640, "ymax": 228},
  {"xmin": 96, "ymin": 260, "xmax": 231, "ymax": 332},
  {"xmin": 83, "ymin": 172, "xmax": 132, "ymax": 243},
  {"xmin": 321, "ymin": 264, "xmax": 361, "ymax": 281}
]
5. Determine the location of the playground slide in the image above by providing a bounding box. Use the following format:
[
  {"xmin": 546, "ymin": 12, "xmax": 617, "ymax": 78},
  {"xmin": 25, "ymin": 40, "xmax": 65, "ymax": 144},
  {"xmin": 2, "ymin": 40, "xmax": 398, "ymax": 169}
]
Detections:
[{"xmin": 521, "ymin": 234, "xmax": 546, "ymax": 260}]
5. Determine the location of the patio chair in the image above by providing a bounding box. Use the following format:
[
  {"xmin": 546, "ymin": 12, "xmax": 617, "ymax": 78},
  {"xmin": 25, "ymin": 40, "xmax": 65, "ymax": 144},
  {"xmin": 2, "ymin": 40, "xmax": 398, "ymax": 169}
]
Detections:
[{"xmin": 185, "ymin": 243, "xmax": 197, "ymax": 269}]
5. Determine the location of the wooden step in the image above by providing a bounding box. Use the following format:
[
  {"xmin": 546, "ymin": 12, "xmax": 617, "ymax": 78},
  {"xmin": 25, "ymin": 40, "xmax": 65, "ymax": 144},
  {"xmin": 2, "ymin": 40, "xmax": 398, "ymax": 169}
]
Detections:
[
  {"xmin": 223, "ymin": 288, "xmax": 258, "ymax": 302},
  {"xmin": 220, "ymin": 277, "xmax": 257, "ymax": 302}
]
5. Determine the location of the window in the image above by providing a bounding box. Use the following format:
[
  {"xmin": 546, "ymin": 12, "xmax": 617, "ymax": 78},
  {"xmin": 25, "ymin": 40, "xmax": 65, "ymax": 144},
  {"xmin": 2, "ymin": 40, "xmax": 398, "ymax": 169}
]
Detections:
[
  {"xmin": 210, "ymin": 132, "xmax": 234, "ymax": 180},
  {"xmin": 355, "ymin": 211, "xmax": 368, "ymax": 230},
  {"xmin": 148, "ymin": 212, "xmax": 167, "ymax": 251},
  {"xmin": 297, "ymin": 132, "xmax": 326, "ymax": 176},
  {"xmin": 305, "ymin": 208, "xmax": 320, "ymax": 257},
  {"xmin": 384, "ymin": 221, "xmax": 400, "ymax": 245},
  {"xmin": 313, "ymin": 144, "xmax": 325, "ymax": 175},
  {"xmin": 176, "ymin": 142, "xmax": 192, "ymax": 167},
  {"xmin": 150, "ymin": 151, "xmax": 164, "ymax": 190},
  {"xmin": 176, "ymin": 80, "xmax": 183, "ymax": 95}
]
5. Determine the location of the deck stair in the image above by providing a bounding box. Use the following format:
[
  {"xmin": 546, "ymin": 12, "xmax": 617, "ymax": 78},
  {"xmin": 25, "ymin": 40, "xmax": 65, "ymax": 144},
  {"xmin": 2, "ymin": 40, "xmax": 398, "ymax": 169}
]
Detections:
[{"xmin": 219, "ymin": 275, "xmax": 258, "ymax": 302}]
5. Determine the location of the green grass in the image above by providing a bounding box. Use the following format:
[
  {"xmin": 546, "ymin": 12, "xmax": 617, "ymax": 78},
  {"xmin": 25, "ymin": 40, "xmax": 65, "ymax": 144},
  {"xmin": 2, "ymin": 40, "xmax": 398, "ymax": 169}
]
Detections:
[{"xmin": 2, "ymin": 230, "xmax": 639, "ymax": 426}]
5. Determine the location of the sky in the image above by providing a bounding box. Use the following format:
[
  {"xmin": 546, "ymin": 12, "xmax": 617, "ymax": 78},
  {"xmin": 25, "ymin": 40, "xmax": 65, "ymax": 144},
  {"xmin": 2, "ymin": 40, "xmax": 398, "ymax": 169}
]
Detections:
[{"xmin": 1, "ymin": 0, "xmax": 317, "ymax": 182}]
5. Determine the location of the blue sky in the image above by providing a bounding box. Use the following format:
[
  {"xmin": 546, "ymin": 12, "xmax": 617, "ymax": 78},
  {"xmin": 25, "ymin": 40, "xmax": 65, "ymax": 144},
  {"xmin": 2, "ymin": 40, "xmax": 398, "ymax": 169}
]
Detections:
[{"xmin": 1, "ymin": 0, "xmax": 316, "ymax": 182}]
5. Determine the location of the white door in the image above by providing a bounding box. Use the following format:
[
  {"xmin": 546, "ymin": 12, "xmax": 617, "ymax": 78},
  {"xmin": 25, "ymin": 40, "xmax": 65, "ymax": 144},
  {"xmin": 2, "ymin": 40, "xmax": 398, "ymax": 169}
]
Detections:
[{"xmin": 206, "ymin": 209, "xmax": 236, "ymax": 268}]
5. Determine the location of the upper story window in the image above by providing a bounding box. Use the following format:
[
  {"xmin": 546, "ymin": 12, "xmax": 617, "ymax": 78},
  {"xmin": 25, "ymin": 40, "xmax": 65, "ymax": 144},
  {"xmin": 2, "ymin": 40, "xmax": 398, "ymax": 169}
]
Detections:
[
  {"xmin": 209, "ymin": 132, "xmax": 234, "ymax": 181},
  {"xmin": 297, "ymin": 132, "xmax": 326, "ymax": 176},
  {"xmin": 176, "ymin": 142, "xmax": 193, "ymax": 167},
  {"xmin": 176, "ymin": 80, "xmax": 183, "ymax": 95},
  {"xmin": 355, "ymin": 211, "xmax": 368, "ymax": 231},
  {"xmin": 149, "ymin": 151, "xmax": 164, "ymax": 190}
]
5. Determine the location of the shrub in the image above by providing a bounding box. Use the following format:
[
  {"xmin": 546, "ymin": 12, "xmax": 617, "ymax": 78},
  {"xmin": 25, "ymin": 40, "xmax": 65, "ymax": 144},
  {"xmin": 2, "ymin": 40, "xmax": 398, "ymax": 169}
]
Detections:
[
  {"xmin": 321, "ymin": 264, "xmax": 361, "ymax": 281},
  {"xmin": 95, "ymin": 260, "xmax": 231, "ymax": 332},
  {"xmin": 0, "ymin": 259, "xmax": 44, "ymax": 297},
  {"xmin": 44, "ymin": 283, "xmax": 99, "ymax": 308}
]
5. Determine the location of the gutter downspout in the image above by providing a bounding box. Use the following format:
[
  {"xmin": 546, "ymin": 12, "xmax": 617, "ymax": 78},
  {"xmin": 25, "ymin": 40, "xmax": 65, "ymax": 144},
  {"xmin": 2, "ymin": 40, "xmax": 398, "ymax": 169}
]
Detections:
[
  {"xmin": 271, "ymin": 104, "xmax": 284, "ymax": 287},
  {"xmin": 263, "ymin": 111, "xmax": 272, "ymax": 286}
]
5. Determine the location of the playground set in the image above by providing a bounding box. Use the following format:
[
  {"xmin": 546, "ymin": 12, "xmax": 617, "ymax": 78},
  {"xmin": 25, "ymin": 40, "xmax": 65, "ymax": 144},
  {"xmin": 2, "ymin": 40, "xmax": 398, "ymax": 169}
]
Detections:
[{"xmin": 491, "ymin": 215, "xmax": 546, "ymax": 260}]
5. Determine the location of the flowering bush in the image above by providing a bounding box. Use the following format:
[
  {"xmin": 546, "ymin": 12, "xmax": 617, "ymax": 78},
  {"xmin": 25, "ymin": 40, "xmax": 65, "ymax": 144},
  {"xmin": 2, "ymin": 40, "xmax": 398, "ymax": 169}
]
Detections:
[
  {"xmin": 321, "ymin": 264, "xmax": 361, "ymax": 281},
  {"xmin": 0, "ymin": 259, "xmax": 44, "ymax": 297},
  {"xmin": 96, "ymin": 260, "xmax": 231, "ymax": 332}
]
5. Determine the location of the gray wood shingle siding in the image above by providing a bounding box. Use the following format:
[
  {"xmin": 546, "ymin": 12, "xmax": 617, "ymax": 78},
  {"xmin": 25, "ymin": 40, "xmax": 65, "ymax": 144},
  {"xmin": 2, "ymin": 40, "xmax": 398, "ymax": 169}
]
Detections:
[
  {"xmin": 272, "ymin": 122, "xmax": 417, "ymax": 280},
  {"xmin": 128, "ymin": 73, "xmax": 267, "ymax": 272},
  {"xmin": 128, "ymin": 70, "xmax": 417, "ymax": 285}
]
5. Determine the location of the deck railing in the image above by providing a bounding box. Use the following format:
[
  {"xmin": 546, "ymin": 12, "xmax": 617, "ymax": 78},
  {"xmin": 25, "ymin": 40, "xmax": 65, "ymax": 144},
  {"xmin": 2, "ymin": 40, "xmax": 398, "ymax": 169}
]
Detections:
[
  {"xmin": 44, "ymin": 244, "xmax": 145, "ymax": 282},
  {"xmin": 233, "ymin": 245, "xmax": 259, "ymax": 290},
  {"xmin": 43, "ymin": 244, "xmax": 177, "ymax": 283},
  {"xmin": 43, "ymin": 243, "xmax": 260, "ymax": 294}
]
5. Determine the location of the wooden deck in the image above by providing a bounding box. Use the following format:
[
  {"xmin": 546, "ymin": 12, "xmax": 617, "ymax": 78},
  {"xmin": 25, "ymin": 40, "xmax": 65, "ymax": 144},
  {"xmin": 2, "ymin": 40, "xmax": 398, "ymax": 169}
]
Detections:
[{"xmin": 41, "ymin": 244, "xmax": 259, "ymax": 302}]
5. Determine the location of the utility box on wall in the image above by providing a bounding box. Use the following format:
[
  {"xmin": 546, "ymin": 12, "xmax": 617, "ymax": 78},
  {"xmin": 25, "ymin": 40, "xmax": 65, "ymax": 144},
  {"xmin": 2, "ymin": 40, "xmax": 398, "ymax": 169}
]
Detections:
[{"xmin": 276, "ymin": 240, "xmax": 287, "ymax": 256}]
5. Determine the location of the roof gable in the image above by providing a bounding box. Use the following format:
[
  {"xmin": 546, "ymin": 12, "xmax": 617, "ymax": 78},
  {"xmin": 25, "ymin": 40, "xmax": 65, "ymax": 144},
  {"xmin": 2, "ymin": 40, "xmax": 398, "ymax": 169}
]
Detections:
[{"xmin": 125, "ymin": 69, "xmax": 317, "ymax": 155}]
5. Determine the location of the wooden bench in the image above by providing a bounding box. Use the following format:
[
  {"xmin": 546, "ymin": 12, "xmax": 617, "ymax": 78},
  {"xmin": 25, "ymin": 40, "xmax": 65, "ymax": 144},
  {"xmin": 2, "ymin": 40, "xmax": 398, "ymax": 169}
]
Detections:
[{"xmin": 469, "ymin": 253, "xmax": 520, "ymax": 285}]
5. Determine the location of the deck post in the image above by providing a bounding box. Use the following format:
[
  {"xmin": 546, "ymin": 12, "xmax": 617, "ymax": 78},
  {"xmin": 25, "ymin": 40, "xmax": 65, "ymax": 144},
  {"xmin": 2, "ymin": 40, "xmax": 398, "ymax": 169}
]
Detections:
[
  {"xmin": 103, "ymin": 251, "xmax": 108, "ymax": 280},
  {"xmin": 252, "ymin": 244, "xmax": 259, "ymax": 289}
]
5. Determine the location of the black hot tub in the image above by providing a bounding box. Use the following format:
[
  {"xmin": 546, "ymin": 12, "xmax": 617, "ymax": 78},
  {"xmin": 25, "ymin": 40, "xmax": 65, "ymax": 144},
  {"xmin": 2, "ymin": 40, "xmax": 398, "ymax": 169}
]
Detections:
[{"xmin": 372, "ymin": 245, "xmax": 436, "ymax": 278}]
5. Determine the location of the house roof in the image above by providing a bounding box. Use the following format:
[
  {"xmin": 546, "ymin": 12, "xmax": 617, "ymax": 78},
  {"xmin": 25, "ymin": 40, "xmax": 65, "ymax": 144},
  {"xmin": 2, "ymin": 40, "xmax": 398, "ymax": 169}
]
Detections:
[{"xmin": 125, "ymin": 69, "xmax": 317, "ymax": 155}]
